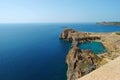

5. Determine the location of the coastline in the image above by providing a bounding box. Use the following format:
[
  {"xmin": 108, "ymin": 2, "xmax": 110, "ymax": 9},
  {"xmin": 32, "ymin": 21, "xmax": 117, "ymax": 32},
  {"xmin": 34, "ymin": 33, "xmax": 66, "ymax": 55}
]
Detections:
[
  {"xmin": 96, "ymin": 22, "xmax": 120, "ymax": 26},
  {"xmin": 60, "ymin": 28, "xmax": 120, "ymax": 80}
]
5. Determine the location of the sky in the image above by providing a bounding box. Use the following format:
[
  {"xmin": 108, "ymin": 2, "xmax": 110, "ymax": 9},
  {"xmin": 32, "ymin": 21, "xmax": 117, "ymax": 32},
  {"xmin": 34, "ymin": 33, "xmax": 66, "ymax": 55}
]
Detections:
[{"xmin": 0, "ymin": 0, "xmax": 120, "ymax": 23}]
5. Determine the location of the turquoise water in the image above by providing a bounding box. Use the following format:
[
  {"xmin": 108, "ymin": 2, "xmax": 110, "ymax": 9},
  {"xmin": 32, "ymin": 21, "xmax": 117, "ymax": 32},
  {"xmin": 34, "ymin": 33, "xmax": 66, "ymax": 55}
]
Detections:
[
  {"xmin": 0, "ymin": 23, "xmax": 119, "ymax": 80},
  {"xmin": 79, "ymin": 41, "xmax": 106, "ymax": 54}
]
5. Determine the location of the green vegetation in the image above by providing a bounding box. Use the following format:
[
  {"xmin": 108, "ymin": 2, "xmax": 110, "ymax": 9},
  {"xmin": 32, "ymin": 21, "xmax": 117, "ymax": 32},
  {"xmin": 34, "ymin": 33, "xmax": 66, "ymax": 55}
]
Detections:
[{"xmin": 116, "ymin": 32, "xmax": 120, "ymax": 35}]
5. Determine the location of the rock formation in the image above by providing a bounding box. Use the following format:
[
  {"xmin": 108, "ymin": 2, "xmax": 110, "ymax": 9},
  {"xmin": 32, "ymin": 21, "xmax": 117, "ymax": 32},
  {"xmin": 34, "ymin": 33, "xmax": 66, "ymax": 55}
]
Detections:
[
  {"xmin": 66, "ymin": 47, "xmax": 102, "ymax": 80},
  {"xmin": 60, "ymin": 28, "xmax": 105, "ymax": 80},
  {"xmin": 60, "ymin": 28, "xmax": 120, "ymax": 80},
  {"xmin": 60, "ymin": 28, "xmax": 100, "ymax": 47}
]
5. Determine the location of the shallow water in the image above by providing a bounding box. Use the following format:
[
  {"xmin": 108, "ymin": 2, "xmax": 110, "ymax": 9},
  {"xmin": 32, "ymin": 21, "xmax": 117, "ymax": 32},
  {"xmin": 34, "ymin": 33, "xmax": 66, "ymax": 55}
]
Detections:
[
  {"xmin": 0, "ymin": 23, "xmax": 119, "ymax": 80},
  {"xmin": 79, "ymin": 41, "xmax": 106, "ymax": 54}
]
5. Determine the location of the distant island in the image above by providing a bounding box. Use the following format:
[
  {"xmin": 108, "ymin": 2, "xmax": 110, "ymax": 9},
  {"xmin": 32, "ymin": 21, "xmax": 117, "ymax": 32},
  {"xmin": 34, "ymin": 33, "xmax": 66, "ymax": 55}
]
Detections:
[{"xmin": 96, "ymin": 22, "xmax": 120, "ymax": 26}]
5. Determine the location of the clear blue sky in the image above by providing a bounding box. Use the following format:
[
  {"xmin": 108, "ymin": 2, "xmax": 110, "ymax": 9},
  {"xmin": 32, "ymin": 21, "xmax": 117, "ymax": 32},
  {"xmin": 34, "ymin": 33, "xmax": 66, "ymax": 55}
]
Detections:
[{"xmin": 0, "ymin": 0, "xmax": 120, "ymax": 23}]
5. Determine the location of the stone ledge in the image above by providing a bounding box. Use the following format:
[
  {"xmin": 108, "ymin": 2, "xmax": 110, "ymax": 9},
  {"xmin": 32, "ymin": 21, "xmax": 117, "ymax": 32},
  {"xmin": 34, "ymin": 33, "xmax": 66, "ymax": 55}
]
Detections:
[{"xmin": 78, "ymin": 56, "xmax": 120, "ymax": 80}]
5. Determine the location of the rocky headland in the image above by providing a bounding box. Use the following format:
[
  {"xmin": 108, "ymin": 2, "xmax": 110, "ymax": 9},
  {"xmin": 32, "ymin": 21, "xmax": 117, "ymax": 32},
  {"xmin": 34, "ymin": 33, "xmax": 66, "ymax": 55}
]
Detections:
[
  {"xmin": 96, "ymin": 22, "xmax": 120, "ymax": 26},
  {"xmin": 59, "ymin": 28, "xmax": 120, "ymax": 80}
]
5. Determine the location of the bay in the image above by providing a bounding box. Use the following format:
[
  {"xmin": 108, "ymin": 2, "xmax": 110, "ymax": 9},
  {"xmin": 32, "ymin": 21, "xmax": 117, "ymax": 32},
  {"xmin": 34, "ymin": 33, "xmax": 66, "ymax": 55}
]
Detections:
[{"xmin": 0, "ymin": 23, "xmax": 119, "ymax": 80}]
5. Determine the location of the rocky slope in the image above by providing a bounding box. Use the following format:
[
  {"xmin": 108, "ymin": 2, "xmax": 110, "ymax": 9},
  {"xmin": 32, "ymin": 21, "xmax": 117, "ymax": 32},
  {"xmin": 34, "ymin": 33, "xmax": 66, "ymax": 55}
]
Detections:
[
  {"xmin": 60, "ymin": 28, "xmax": 120, "ymax": 80},
  {"xmin": 66, "ymin": 47, "xmax": 102, "ymax": 80},
  {"xmin": 78, "ymin": 56, "xmax": 120, "ymax": 80}
]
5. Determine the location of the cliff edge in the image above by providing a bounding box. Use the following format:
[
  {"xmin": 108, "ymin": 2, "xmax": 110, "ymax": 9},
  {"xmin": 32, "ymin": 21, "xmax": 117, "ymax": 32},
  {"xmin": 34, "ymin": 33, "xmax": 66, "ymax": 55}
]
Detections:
[{"xmin": 60, "ymin": 28, "xmax": 120, "ymax": 80}]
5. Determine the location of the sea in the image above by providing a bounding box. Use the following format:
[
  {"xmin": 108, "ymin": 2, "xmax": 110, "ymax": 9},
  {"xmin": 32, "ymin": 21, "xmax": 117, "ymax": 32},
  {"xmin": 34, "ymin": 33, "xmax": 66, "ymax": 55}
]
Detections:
[{"xmin": 0, "ymin": 23, "xmax": 120, "ymax": 80}]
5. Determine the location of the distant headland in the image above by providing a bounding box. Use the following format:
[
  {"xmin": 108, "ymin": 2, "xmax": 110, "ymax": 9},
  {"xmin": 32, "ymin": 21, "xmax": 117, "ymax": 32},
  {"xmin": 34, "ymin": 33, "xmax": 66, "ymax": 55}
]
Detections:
[{"xmin": 96, "ymin": 22, "xmax": 120, "ymax": 26}]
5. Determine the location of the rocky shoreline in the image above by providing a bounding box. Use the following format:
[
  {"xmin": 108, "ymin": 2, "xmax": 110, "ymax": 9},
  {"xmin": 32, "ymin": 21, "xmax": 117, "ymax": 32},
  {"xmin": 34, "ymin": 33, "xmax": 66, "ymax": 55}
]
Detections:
[{"xmin": 59, "ymin": 28, "xmax": 120, "ymax": 80}]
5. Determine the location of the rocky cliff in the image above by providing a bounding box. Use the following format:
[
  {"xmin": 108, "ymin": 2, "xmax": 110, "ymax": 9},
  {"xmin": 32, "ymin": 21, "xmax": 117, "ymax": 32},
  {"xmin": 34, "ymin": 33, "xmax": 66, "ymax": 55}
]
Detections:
[
  {"xmin": 66, "ymin": 47, "xmax": 102, "ymax": 80},
  {"xmin": 60, "ymin": 28, "xmax": 120, "ymax": 80},
  {"xmin": 60, "ymin": 29, "xmax": 106, "ymax": 80},
  {"xmin": 60, "ymin": 28, "xmax": 100, "ymax": 47}
]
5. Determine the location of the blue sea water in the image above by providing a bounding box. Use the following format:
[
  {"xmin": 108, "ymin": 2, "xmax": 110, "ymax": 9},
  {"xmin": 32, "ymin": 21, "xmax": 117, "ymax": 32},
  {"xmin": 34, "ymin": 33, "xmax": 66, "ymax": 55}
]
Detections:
[
  {"xmin": 79, "ymin": 41, "xmax": 106, "ymax": 54},
  {"xmin": 0, "ymin": 23, "xmax": 120, "ymax": 80}
]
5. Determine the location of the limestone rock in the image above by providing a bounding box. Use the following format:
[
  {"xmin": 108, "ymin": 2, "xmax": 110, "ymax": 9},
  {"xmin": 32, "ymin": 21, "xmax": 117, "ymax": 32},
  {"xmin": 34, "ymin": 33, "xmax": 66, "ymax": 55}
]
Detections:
[
  {"xmin": 66, "ymin": 47, "xmax": 102, "ymax": 80},
  {"xmin": 59, "ymin": 28, "xmax": 120, "ymax": 80},
  {"xmin": 60, "ymin": 28, "xmax": 100, "ymax": 45}
]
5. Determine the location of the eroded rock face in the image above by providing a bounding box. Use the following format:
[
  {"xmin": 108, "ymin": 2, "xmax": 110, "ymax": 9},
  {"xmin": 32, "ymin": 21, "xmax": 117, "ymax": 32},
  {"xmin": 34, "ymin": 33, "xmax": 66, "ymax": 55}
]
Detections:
[
  {"xmin": 60, "ymin": 28, "xmax": 120, "ymax": 80},
  {"xmin": 66, "ymin": 47, "xmax": 102, "ymax": 80},
  {"xmin": 60, "ymin": 28, "xmax": 76, "ymax": 41},
  {"xmin": 59, "ymin": 29, "xmax": 106, "ymax": 80},
  {"xmin": 60, "ymin": 28, "xmax": 100, "ymax": 45}
]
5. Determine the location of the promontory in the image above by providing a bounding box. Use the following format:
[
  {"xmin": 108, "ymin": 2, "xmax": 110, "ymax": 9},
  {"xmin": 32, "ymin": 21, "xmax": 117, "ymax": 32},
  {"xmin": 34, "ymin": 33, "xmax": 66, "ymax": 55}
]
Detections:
[
  {"xmin": 97, "ymin": 22, "xmax": 120, "ymax": 26},
  {"xmin": 59, "ymin": 28, "xmax": 120, "ymax": 80}
]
